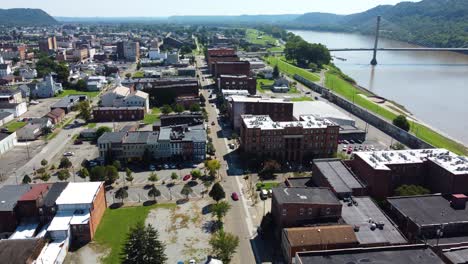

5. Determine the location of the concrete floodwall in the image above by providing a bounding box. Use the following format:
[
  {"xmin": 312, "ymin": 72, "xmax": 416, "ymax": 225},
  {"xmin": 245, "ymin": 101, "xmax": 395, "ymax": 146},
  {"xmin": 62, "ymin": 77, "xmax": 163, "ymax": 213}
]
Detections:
[{"xmin": 294, "ymin": 74, "xmax": 434, "ymax": 149}]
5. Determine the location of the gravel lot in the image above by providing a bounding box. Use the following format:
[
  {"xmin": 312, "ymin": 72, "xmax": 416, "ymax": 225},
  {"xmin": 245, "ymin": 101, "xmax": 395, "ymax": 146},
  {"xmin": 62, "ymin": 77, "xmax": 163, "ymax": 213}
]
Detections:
[{"xmin": 146, "ymin": 199, "xmax": 214, "ymax": 264}]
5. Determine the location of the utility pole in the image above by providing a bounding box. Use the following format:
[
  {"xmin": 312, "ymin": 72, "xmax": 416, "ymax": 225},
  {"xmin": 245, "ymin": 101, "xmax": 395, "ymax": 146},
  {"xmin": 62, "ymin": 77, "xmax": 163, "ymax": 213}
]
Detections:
[{"xmin": 370, "ymin": 16, "xmax": 381, "ymax": 66}]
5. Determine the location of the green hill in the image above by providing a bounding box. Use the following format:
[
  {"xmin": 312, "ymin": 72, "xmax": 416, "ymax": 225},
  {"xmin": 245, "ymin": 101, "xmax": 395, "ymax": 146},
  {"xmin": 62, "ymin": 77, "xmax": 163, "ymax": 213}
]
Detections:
[{"xmin": 0, "ymin": 8, "xmax": 58, "ymax": 25}]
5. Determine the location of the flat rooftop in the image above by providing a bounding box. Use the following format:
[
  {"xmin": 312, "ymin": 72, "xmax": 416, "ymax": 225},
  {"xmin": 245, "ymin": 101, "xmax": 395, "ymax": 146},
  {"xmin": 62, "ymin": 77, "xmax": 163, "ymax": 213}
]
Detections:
[
  {"xmin": 354, "ymin": 149, "xmax": 468, "ymax": 175},
  {"xmin": 443, "ymin": 247, "xmax": 468, "ymax": 264},
  {"xmin": 340, "ymin": 197, "xmax": 407, "ymax": 245},
  {"xmin": 313, "ymin": 159, "xmax": 364, "ymax": 195},
  {"xmin": 295, "ymin": 245, "xmax": 444, "ymax": 264},
  {"xmin": 0, "ymin": 185, "xmax": 32, "ymax": 211},
  {"xmin": 0, "ymin": 238, "xmax": 45, "ymax": 264},
  {"xmin": 55, "ymin": 182, "xmax": 102, "ymax": 205},
  {"xmin": 230, "ymin": 95, "xmax": 288, "ymax": 104},
  {"xmin": 273, "ymin": 187, "xmax": 340, "ymax": 205},
  {"xmin": 293, "ymin": 101, "xmax": 355, "ymax": 126},
  {"xmin": 242, "ymin": 115, "xmax": 335, "ymax": 130},
  {"xmin": 387, "ymin": 195, "xmax": 468, "ymax": 226}
]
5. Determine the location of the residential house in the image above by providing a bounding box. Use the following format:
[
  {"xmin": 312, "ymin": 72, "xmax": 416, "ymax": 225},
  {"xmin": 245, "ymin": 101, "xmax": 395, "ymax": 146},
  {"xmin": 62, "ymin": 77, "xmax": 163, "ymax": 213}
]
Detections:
[
  {"xmin": 0, "ymin": 102, "xmax": 27, "ymax": 117},
  {"xmin": 16, "ymin": 124, "xmax": 42, "ymax": 141},
  {"xmin": 30, "ymin": 75, "xmax": 63, "ymax": 98},
  {"xmin": 50, "ymin": 95, "xmax": 88, "ymax": 114},
  {"xmin": 0, "ymin": 63, "xmax": 12, "ymax": 77},
  {"xmin": 0, "ymin": 89, "xmax": 23, "ymax": 104},
  {"xmin": 19, "ymin": 67, "xmax": 37, "ymax": 79},
  {"xmin": 86, "ymin": 76, "xmax": 106, "ymax": 91},
  {"xmin": 45, "ymin": 108, "xmax": 65, "ymax": 125},
  {"xmin": 272, "ymin": 78, "xmax": 290, "ymax": 93},
  {"xmin": 101, "ymin": 85, "xmax": 149, "ymax": 113}
]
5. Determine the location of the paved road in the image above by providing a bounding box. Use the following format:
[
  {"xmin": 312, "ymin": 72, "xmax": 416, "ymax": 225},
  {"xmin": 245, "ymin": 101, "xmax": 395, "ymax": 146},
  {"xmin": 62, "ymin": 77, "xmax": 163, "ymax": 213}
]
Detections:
[{"xmin": 196, "ymin": 55, "xmax": 258, "ymax": 264}]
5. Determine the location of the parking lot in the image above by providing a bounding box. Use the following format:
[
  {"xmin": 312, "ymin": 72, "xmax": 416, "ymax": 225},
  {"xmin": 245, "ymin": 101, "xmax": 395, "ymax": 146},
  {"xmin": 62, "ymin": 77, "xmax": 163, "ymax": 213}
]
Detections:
[
  {"xmin": 21, "ymin": 98, "xmax": 60, "ymax": 118},
  {"xmin": 338, "ymin": 139, "xmax": 388, "ymax": 157},
  {"xmin": 0, "ymin": 140, "xmax": 46, "ymax": 180}
]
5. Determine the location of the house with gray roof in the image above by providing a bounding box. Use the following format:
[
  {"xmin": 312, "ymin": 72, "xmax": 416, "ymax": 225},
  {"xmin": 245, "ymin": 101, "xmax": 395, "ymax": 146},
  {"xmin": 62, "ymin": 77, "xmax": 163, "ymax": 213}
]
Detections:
[{"xmin": 28, "ymin": 75, "xmax": 63, "ymax": 98}]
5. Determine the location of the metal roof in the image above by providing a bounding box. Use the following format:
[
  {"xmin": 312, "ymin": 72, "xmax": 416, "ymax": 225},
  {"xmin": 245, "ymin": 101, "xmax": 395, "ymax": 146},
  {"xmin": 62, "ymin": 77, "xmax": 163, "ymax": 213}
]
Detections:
[
  {"xmin": 0, "ymin": 185, "xmax": 31, "ymax": 211},
  {"xmin": 314, "ymin": 159, "xmax": 364, "ymax": 195}
]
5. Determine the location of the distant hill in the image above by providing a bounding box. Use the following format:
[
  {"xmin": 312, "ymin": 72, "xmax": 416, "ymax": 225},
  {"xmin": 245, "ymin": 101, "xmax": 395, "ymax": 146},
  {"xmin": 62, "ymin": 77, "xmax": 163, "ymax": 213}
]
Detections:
[
  {"xmin": 167, "ymin": 14, "xmax": 301, "ymax": 24},
  {"xmin": 0, "ymin": 8, "xmax": 58, "ymax": 25},
  {"xmin": 293, "ymin": 0, "xmax": 468, "ymax": 48}
]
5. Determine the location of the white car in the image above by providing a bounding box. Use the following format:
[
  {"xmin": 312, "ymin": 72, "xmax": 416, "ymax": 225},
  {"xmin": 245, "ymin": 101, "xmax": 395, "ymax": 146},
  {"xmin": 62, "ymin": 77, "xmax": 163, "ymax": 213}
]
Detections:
[{"xmin": 63, "ymin": 152, "xmax": 74, "ymax": 157}]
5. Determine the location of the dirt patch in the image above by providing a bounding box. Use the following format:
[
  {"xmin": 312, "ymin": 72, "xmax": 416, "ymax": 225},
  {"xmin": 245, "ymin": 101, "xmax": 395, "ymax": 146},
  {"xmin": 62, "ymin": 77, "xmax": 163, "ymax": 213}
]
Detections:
[
  {"xmin": 146, "ymin": 199, "xmax": 213, "ymax": 263},
  {"xmin": 64, "ymin": 242, "xmax": 109, "ymax": 264}
]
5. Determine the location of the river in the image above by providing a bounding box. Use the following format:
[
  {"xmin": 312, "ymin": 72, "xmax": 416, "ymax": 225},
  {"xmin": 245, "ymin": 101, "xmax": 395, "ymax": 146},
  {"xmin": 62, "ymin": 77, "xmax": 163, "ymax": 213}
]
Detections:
[{"xmin": 290, "ymin": 30, "xmax": 468, "ymax": 146}]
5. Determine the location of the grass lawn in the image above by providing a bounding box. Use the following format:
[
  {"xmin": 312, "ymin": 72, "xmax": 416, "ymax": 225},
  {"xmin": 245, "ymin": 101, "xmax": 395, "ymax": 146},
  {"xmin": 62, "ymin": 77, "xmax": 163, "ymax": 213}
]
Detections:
[
  {"xmin": 267, "ymin": 46, "xmax": 285, "ymax": 52},
  {"xmin": 133, "ymin": 71, "xmax": 144, "ymax": 78},
  {"xmin": 290, "ymin": 96, "xmax": 313, "ymax": 102},
  {"xmin": 256, "ymin": 181, "xmax": 280, "ymax": 191},
  {"xmin": 245, "ymin": 29, "xmax": 278, "ymax": 46},
  {"xmin": 256, "ymin": 78, "xmax": 274, "ymax": 93},
  {"xmin": 95, "ymin": 203, "xmax": 176, "ymax": 264},
  {"xmin": 265, "ymin": 56, "xmax": 320, "ymax": 82},
  {"xmin": 143, "ymin": 107, "xmax": 161, "ymax": 125},
  {"xmin": 325, "ymin": 72, "xmax": 468, "ymax": 155},
  {"xmin": 5, "ymin": 121, "xmax": 26, "ymax": 132},
  {"xmin": 87, "ymin": 123, "xmax": 97, "ymax": 128},
  {"xmin": 57, "ymin": 89, "xmax": 100, "ymax": 98}
]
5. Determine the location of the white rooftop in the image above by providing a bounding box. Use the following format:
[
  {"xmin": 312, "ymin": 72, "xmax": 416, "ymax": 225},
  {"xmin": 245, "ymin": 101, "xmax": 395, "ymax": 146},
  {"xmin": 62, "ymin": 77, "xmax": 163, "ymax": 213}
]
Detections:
[
  {"xmin": 293, "ymin": 101, "xmax": 355, "ymax": 126},
  {"xmin": 9, "ymin": 221, "xmax": 39, "ymax": 239},
  {"xmin": 354, "ymin": 149, "xmax": 468, "ymax": 174},
  {"xmin": 47, "ymin": 211, "xmax": 73, "ymax": 231},
  {"xmin": 221, "ymin": 89, "xmax": 250, "ymax": 97},
  {"xmin": 229, "ymin": 95, "xmax": 288, "ymax": 104},
  {"xmin": 242, "ymin": 115, "xmax": 336, "ymax": 130},
  {"xmin": 55, "ymin": 182, "xmax": 102, "ymax": 205},
  {"xmin": 70, "ymin": 211, "xmax": 90, "ymax": 225},
  {"xmin": 36, "ymin": 238, "xmax": 67, "ymax": 264}
]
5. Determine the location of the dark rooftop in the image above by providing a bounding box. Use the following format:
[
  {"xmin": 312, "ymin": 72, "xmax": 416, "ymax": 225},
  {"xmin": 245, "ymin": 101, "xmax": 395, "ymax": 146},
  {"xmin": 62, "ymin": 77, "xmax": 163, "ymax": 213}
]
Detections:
[
  {"xmin": 272, "ymin": 187, "xmax": 340, "ymax": 205},
  {"xmin": 285, "ymin": 177, "xmax": 315, "ymax": 188},
  {"xmin": 0, "ymin": 238, "xmax": 46, "ymax": 264},
  {"xmin": 387, "ymin": 195, "xmax": 468, "ymax": 226},
  {"xmin": 0, "ymin": 111, "xmax": 13, "ymax": 119},
  {"xmin": 340, "ymin": 197, "xmax": 407, "ymax": 245},
  {"xmin": 0, "ymin": 132, "xmax": 11, "ymax": 141},
  {"xmin": 313, "ymin": 158, "xmax": 365, "ymax": 195},
  {"xmin": 97, "ymin": 132, "xmax": 126, "ymax": 144},
  {"xmin": 295, "ymin": 245, "xmax": 444, "ymax": 264},
  {"xmin": 0, "ymin": 185, "xmax": 31, "ymax": 211},
  {"xmin": 43, "ymin": 182, "xmax": 69, "ymax": 207},
  {"xmin": 443, "ymin": 247, "xmax": 468, "ymax": 264},
  {"xmin": 51, "ymin": 95, "xmax": 87, "ymax": 108}
]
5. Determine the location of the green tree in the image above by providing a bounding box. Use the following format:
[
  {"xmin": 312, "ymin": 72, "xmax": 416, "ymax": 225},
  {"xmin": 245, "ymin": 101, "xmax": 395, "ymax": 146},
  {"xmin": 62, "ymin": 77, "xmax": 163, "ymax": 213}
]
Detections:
[
  {"xmin": 74, "ymin": 79, "xmax": 87, "ymax": 91},
  {"xmin": 174, "ymin": 104, "xmax": 185, "ymax": 113},
  {"xmin": 272, "ymin": 65, "xmax": 279, "ymax": 79},
  {"xmin": 161, "ymin": 104, "xmax": 173, "ymax": 115},
  {"xmin": 121, "ymin": 222, "xmax": 167, "ymax": 264},
  {"xmin": 395, "ymin": 185, "xmax": 430, "ymax": 196},
  {"xmin": 391, "ymin": 142, "xmax": 406, "ymax": 150},
  {"xmin": 112, "ymin": 160, "xmax": 122, "ymax": 171},
  {"xmin": 77, "ymin": 100, "xmax": 92, "ymax": 122},
  {"xmin": 170, "ymin": 172, "xmax": 178, "ymax": 180},
  {"xmin": 41, "ymin": 159, "xmax": 48, "ymax": 166},
  {"xmin": 125, "ymin": 73, "xmax": 132, "ymax": 79},
  {"xmin": 148, "ymin": 172, "xmax": 159, "ymax": 183},
  {"xmin": 393, "ymin": 115, "xmax": 410, "ymax": 132},
  {"xmin": 55, "ymin": 62, "xmax": 70, "ymax": 84},
  {"xmin": 90, "ymin": 166, "xmax": 106, "ymax": 181},
  {"xmin": 80, "ymin": 167, "xmax": 90, "ymax": 179},
  {"xmin": 41, "ymin": 173, "xmax": 51, "ymax": 182},
  {"xmin": 181, "ymin": 184, "xmax": 193, "ymax": 199},
  {"xmin": 59, "ymin": 157, "xmax": 72, "ymax": 169},
  {"xmin": 105, "ymin": 165, "xmax": 119, "ymax": 184},
  {"xmin": 211, "ymin": 201, "xmax": 231, "ymax": 228},
  {"xmin": 209, "ymin": 182, "xmax": 226, "ymax": 202},
  {"xmin": 41, "ymin": 126, "xmax": 52, "ymax": 135},
  {"xmin": 189, "ymin": 103, "xmax": 201, "ymax": 112},
  {"xmin": 209, "ymin": 230, "xmax": 239, "ymax": 264},
  {"xmin": 148, "ymin": 185, "xmax": 161, "ymax": 202},
  {"xmin": 57, "ymin": 169, "xmax": 70, "ymax": 181},
  {"xmin": 205, "ymin": 159, "xmax": 221, "ymax": 178},
  {"xmin": 125, "ymin": 168, "xmax": 134, "ymax": 184},
  {"xmin": 259, "ymin": 160, "xmax": 281, "ymax": 180},
  {"xmin": 22, "ymin": 174, "xmax": 32, "ymax": 184},
  {"xmin": 115, "ymin": 187, "xmax": 128, "ymax": 203},
  {"xmin": 96, "ymin": 126, "xmax": 112, "ymax": 139},
  {"xmin": 191, "ymin": 169, "xmax": 202, "ymax": 180}
]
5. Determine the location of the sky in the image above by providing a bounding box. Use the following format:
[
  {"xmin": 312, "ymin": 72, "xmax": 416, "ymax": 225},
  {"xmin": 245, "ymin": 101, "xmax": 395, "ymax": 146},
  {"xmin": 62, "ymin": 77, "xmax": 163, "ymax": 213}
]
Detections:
[{"xmin": 1, "ymin": 0, "xmax": 420, "ymax": 17}]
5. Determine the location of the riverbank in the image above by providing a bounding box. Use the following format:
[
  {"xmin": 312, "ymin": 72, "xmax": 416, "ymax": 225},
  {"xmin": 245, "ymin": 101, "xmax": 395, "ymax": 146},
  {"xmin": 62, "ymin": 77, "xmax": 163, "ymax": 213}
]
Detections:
[{"xmin": 265, "ymin": 56, "xmax": 468, "ymax": 155}]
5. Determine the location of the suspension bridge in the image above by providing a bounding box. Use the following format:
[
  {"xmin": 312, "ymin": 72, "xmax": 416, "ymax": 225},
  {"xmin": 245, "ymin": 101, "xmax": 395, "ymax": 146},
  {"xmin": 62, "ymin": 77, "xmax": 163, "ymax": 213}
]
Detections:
[{"xmin": 240, "ymin": 16, "xmax": 468, "ymax": 65}]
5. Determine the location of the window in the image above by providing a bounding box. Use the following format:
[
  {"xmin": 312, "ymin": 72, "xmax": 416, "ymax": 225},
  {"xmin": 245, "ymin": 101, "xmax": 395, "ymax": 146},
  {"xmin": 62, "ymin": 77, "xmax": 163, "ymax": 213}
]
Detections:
[
  {"xmin": 282, "ymin": 208, "xmax": 287, "ymax": 216},
  {"xmin": 299, "ymin": 208, "xmax": 304, "ymax": 215}
]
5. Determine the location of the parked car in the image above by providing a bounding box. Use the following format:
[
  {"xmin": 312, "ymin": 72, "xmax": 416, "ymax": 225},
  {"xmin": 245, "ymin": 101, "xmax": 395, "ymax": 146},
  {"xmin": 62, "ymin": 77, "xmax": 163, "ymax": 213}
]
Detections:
[
  {"xmin": 74, "ymin": 139, "xmax": 83, "ymax": 145},
  {"xmin": 305, "ymin": 91, "xmax": 311, "ymax": 94},
  {"xmin": 260, "ymin": 189, "xmax": 268, "ymax": 200},
  {"xmin": 229, "ymin": 143, "xmax": 235, "ymax": 149},
  {"xmin": 183, "ymin": 174, "xmax": 191, "ymax": 181},
  {"xmin": 211, "ymin": 121, "xmax": 215, "ymax": 126},
  {"xmin": 231, "ymin": 192, "xmax": 239, "ymax": 201},
  {"xmin": 63, "ymin": 152, "xmax": 74, "ymax": 156},
  {"xmin": 163, "ymin": 164, "xmax": 169, "ymax": 169},
  {"xmin": 149, "ymin": 165, "xmax": 156, "ymax": 171}
]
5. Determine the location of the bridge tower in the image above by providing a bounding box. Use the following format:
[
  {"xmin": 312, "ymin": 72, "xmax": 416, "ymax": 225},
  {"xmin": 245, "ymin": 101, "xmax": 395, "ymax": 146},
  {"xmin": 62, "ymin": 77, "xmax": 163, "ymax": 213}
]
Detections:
[{"xmin": 370, "ymin": 16, "xmax": 381, "ymax": 66}]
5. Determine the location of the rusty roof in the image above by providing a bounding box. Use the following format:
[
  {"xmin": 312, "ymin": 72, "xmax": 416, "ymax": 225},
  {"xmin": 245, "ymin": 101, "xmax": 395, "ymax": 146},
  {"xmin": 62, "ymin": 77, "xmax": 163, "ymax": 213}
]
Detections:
[
  {"xmin": 284, "ymin": 225, "xmax": 358, "ymax": 247},
  {"xmin": 19, "ymin": 184, "xmax": 51, "ymax": 201}
]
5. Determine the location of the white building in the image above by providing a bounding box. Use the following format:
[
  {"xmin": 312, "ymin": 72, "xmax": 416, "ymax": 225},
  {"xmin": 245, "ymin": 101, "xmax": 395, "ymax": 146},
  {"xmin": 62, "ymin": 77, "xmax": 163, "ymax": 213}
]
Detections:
[
  {"xmin": 0, "ymin": 132, "xmax": 17, "ymax": 155},
  {"xmin": 0, "ymin": 101, "xmax": 27, "ymax": 117},
  {"xmin": 124, "ymin": 90, "xmax": 150, "ymax": 112},
  {"xmin": 148, "ymin": 48, "xmax": 167, "ymax": 60},
  {"xmin": 86, "ymin": 76, "xmax": 106, "ymax": 91},
  {"xmin": 19, "ymin": 68, "xmax": 37, "ymax": 79},
  {"xmin": 0, "ymin": 63, "xmax": 12, "ymax": 77},
  {"xmin": 101, "ymin": 86, "xmax": 131, "ymax": 107},
  {"xmin": 101, "ymin": 85, "xmax": 149, "ymax": 112}
]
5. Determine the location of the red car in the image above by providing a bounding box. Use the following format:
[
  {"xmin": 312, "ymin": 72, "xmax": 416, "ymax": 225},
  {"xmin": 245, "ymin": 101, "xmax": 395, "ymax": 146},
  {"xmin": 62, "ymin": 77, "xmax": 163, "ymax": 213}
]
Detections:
[
  {"xmin": 183, "ymin": 174, "xmax": 191, "ymax": 181},
  {"xmin": 231, "ymin": 192, "xmax": 239, "ymax": 201}
]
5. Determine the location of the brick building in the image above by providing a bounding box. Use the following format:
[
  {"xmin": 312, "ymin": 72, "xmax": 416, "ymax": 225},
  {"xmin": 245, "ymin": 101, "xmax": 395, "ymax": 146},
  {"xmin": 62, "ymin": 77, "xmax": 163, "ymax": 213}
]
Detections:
[
  {"xmin": 240, "ymin": 115, "xmax": 339, "ymax": 162},
  {"xmin": 271, "ymin": 187, "xmax": 342, "ymax": 230},
  {"xmin": 217, "ymin": 75, "xmax": 256, "ymax": 95},
  {"xmin": 282, "ymin": 225, "xmax": 358, "ymax": 264},
  {"xmin": 228, "ymin": 96, "xmax": 293, "ymax": 130},
  {"xmin": 0, "ymin": 185, "xmax": 32, "ymax": 234},
  {"xmin": 206, "ymin": 48, "xmax": 238, "ymax": 73},
  {"xmin": 93, "ymin": 107, "xmax": 145, "ymax": 122},
  {"xmin": 348, "ymin": 149, "xmax": 468, "ymax": 198},
  {"xmin": 16, "ymin": 184, "xmax": 51, "ymax": 219},
  {"xmin": 213, "ymin": 61, "xmax": 250, "ymax": 78},
  {"xmin": 38, "ymin": 37, "xmax": 57, "ymax": 53},
  {"xmin": 153, "ymin": 112, "xmax": 204, "ymax": 130}
]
